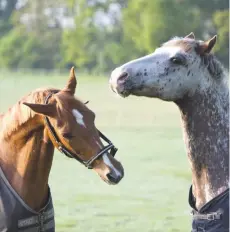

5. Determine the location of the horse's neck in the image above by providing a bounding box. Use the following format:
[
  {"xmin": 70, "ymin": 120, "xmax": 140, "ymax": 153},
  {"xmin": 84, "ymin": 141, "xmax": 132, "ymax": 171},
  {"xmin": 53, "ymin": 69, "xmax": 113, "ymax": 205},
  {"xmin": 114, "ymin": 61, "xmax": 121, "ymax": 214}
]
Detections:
[
  {"xmin": 177, "ymin": 83, "xmax": 229, "ymax": 209},
  {"xmin": 0, "ymin": 106, "xmax": 54, "ymax": 211}
]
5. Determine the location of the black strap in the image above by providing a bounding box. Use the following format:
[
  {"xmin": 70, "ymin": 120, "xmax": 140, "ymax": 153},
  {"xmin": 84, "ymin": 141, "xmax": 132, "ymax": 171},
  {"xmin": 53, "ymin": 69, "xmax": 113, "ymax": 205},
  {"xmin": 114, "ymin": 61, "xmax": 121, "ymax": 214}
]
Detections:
[
  {"xmin": 44, "ymin": 114, "xmax": 85, "ymax": 163},
  {"xmin": 189, "ymin": 185, "xmax": 197, "ymax": 210}
]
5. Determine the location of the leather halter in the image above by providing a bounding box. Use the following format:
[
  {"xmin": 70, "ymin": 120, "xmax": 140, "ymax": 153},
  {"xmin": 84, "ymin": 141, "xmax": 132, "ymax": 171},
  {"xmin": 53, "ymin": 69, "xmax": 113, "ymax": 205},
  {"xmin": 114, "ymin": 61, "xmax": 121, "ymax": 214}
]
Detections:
[{"xmin": 44, "ymin": 91, "xmax": 118, "ymax": 169}]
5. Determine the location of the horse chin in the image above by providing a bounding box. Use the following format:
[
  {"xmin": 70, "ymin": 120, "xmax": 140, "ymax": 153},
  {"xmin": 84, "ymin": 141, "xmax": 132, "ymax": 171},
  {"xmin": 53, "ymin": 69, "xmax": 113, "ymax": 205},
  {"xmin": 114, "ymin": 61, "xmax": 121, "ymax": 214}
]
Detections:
[
  {"xmin": 129, "ymin": 89, "xmax": 150, "ymax": 97},
  {"xmin": 128, "ymin": 86, "xmax": 162, "ymax": 98},
  {"xmin": 98, "ymin": 174, "xmax": 117, "ymax": 185},
  {"xmin": 118, "ymin": 90, "xmax": 131, "ymax": 98},
  {"xmin": 118, "ymin": 88, "xmax": 148, "ymax": 98},
  {"xmin": 110, "ymin": 85, "xmax": 131, "ymax": 98}
]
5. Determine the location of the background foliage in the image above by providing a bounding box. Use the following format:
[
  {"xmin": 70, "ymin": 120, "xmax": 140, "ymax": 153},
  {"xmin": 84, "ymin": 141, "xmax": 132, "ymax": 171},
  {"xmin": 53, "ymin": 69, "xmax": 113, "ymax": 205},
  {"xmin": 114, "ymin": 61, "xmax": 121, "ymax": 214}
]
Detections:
[{"xmin": 0, "ymin": 0, "xmax": 228, "ymax": 72}]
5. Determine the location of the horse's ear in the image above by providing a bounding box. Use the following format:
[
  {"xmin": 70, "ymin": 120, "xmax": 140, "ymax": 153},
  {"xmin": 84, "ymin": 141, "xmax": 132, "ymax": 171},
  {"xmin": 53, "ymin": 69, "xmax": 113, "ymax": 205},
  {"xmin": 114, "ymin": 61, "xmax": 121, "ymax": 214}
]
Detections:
[
  {"xmin": 185, "ymin": 32, "xmax": 195, "ymax": 40},
  {"xmin": 197, "ymin": 35, "xmax": 217, "ymax": 55},
  {"xmin": 23, "ymin": 102, "xmax": 56, "ymax": 117},
  {"xmin": 63, "ymin": 67, "xmax": 77, "ymax": 95}
]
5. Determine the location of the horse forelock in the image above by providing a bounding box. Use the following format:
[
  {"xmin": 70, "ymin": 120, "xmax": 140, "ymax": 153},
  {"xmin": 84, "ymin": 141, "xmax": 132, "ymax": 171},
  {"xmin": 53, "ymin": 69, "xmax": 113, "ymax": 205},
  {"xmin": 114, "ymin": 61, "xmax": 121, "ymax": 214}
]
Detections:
[{"xmin": 162, "ymin": 37, "xmax": 197, "ymax": 53}]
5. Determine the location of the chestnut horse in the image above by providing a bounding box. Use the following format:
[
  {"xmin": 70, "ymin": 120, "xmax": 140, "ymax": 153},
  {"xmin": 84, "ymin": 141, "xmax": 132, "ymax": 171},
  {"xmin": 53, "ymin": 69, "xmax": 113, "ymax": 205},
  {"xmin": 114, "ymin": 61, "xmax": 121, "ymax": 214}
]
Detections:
[
  {"xmin": 0, "ymin": 68, "xmax": 124, "ymax": 232},
  {"xmin": 110, "ymin": 33, "xmax": 229, "ymax": 231}
]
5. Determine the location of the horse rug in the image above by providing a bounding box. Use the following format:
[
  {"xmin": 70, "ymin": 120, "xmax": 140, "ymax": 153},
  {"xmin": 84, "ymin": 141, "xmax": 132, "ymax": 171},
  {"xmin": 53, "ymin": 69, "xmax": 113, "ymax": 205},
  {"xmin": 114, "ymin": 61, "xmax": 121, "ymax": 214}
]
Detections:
[
  {"xmin": 0, "ymin": 166, "xmax": 55, "ymax": 232},
  {"xmin": 189, "ymin": 186, "xmax": 229, "ymax": 232}
]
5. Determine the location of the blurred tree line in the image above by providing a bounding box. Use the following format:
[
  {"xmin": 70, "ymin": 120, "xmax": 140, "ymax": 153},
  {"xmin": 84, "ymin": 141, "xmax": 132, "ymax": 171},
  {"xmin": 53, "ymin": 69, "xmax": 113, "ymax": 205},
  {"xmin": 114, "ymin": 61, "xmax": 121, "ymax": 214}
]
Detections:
[{"xmin": 0, "ymin": 0, "xmax": 228, "ymax": 72}]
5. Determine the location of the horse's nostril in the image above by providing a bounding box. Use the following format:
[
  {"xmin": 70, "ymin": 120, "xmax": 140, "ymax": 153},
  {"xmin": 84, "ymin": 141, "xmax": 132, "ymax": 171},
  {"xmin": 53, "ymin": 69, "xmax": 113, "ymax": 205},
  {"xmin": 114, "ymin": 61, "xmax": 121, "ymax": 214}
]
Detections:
[
  {"xmin": 117, "ymin": 72, "xmax": 128, "ymax": 83},
  {"xmin": 106, "ymin": 173, "xmax": 115, "ymax": 182},
  {"xmin": 106, "ymin": 173, "xmax": 120, "ymax": 183}
]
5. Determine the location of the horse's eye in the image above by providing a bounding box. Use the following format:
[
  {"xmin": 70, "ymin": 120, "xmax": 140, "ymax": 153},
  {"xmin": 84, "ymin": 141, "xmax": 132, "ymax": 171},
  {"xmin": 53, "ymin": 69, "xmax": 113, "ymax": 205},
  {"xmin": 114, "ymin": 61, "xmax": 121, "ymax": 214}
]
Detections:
[
  {"xmin": 62, "ymin": 132, "xmax": 75, "ymax": 140},
  {"xmin": 170, "ymin": 57, "xmax": 184, "ymax": 65}
]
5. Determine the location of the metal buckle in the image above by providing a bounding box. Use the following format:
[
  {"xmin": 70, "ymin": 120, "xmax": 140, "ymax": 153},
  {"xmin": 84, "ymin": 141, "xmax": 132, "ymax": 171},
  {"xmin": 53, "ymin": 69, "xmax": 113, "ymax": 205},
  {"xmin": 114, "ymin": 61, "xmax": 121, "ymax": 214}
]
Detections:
[
  {"xmin": 207, "ymin": 214, "xmax": 215, "ymax": 220},
  {"xmin": 216, "ymin": 212, "xmax": 221, "ymax": 220},
  {"xmin": 58, "ymin": 146, "xmax": 63, "ymax": 153}
]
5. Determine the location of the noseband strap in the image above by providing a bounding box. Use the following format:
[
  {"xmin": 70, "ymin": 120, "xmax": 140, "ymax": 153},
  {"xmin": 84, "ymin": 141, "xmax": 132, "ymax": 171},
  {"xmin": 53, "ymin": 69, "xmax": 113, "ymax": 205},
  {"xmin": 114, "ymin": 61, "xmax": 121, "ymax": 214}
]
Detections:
[{"xmin": 44, "ymin": 91, "xmax": 117, "ymax": 169}]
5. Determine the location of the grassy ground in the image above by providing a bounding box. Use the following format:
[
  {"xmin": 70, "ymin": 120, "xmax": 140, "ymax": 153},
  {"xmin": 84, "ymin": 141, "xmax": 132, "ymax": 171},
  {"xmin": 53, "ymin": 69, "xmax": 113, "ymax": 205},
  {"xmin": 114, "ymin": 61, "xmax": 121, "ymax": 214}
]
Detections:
[{"xmin": 0, "ymin": 71, "xmax": 192, "ymax": 232}]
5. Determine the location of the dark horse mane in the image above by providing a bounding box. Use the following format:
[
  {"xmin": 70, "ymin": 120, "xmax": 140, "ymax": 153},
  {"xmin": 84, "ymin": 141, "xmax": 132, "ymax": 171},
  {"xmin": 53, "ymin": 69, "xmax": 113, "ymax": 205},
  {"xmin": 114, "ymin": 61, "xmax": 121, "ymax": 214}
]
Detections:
[{"xmin": 200, "ymin": 52, "xmax": 226, "ymax": 81}]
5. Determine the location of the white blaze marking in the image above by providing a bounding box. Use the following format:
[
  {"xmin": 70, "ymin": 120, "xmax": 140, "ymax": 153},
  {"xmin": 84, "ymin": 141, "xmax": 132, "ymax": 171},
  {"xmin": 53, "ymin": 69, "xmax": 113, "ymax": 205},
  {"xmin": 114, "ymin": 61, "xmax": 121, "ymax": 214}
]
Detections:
[
  {"xmin": 72, "ymin": 109, "xmax": 86, "ymax": 128},
  {"xmin": 96, "ymin": 140, "xmax": 121, "ymax": 177},
  {"xmin": 103, "ymin": 154, "xmax": 121, "ymax": 177}
]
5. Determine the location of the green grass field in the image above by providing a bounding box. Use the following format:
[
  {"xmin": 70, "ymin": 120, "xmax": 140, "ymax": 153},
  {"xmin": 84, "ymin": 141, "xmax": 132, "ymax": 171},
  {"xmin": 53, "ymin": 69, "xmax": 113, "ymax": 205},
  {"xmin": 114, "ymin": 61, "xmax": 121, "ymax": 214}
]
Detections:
[{"xmin": 0, "ymin": 71, "xmax": 192, "ymax": 232}]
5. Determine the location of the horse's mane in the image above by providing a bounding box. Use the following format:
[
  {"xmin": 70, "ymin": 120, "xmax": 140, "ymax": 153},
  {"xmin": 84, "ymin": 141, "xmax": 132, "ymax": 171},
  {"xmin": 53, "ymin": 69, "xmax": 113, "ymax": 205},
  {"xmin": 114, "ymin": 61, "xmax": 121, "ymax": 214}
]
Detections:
[
  {"xmin": 201, "ymin": 53, "xmax": 227, "ymax": 81},
  {"xmin": 0, "ymin": 87, "xmax": 60, "ymax": 138}
]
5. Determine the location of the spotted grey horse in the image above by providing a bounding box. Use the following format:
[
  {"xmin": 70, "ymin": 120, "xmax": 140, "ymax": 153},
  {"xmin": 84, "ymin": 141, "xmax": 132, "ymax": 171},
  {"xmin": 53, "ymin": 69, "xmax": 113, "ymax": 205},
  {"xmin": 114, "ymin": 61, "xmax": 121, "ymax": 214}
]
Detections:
[{"xmin": 110, "ymin": 33, "xmax": 229, "ymax": 232}]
